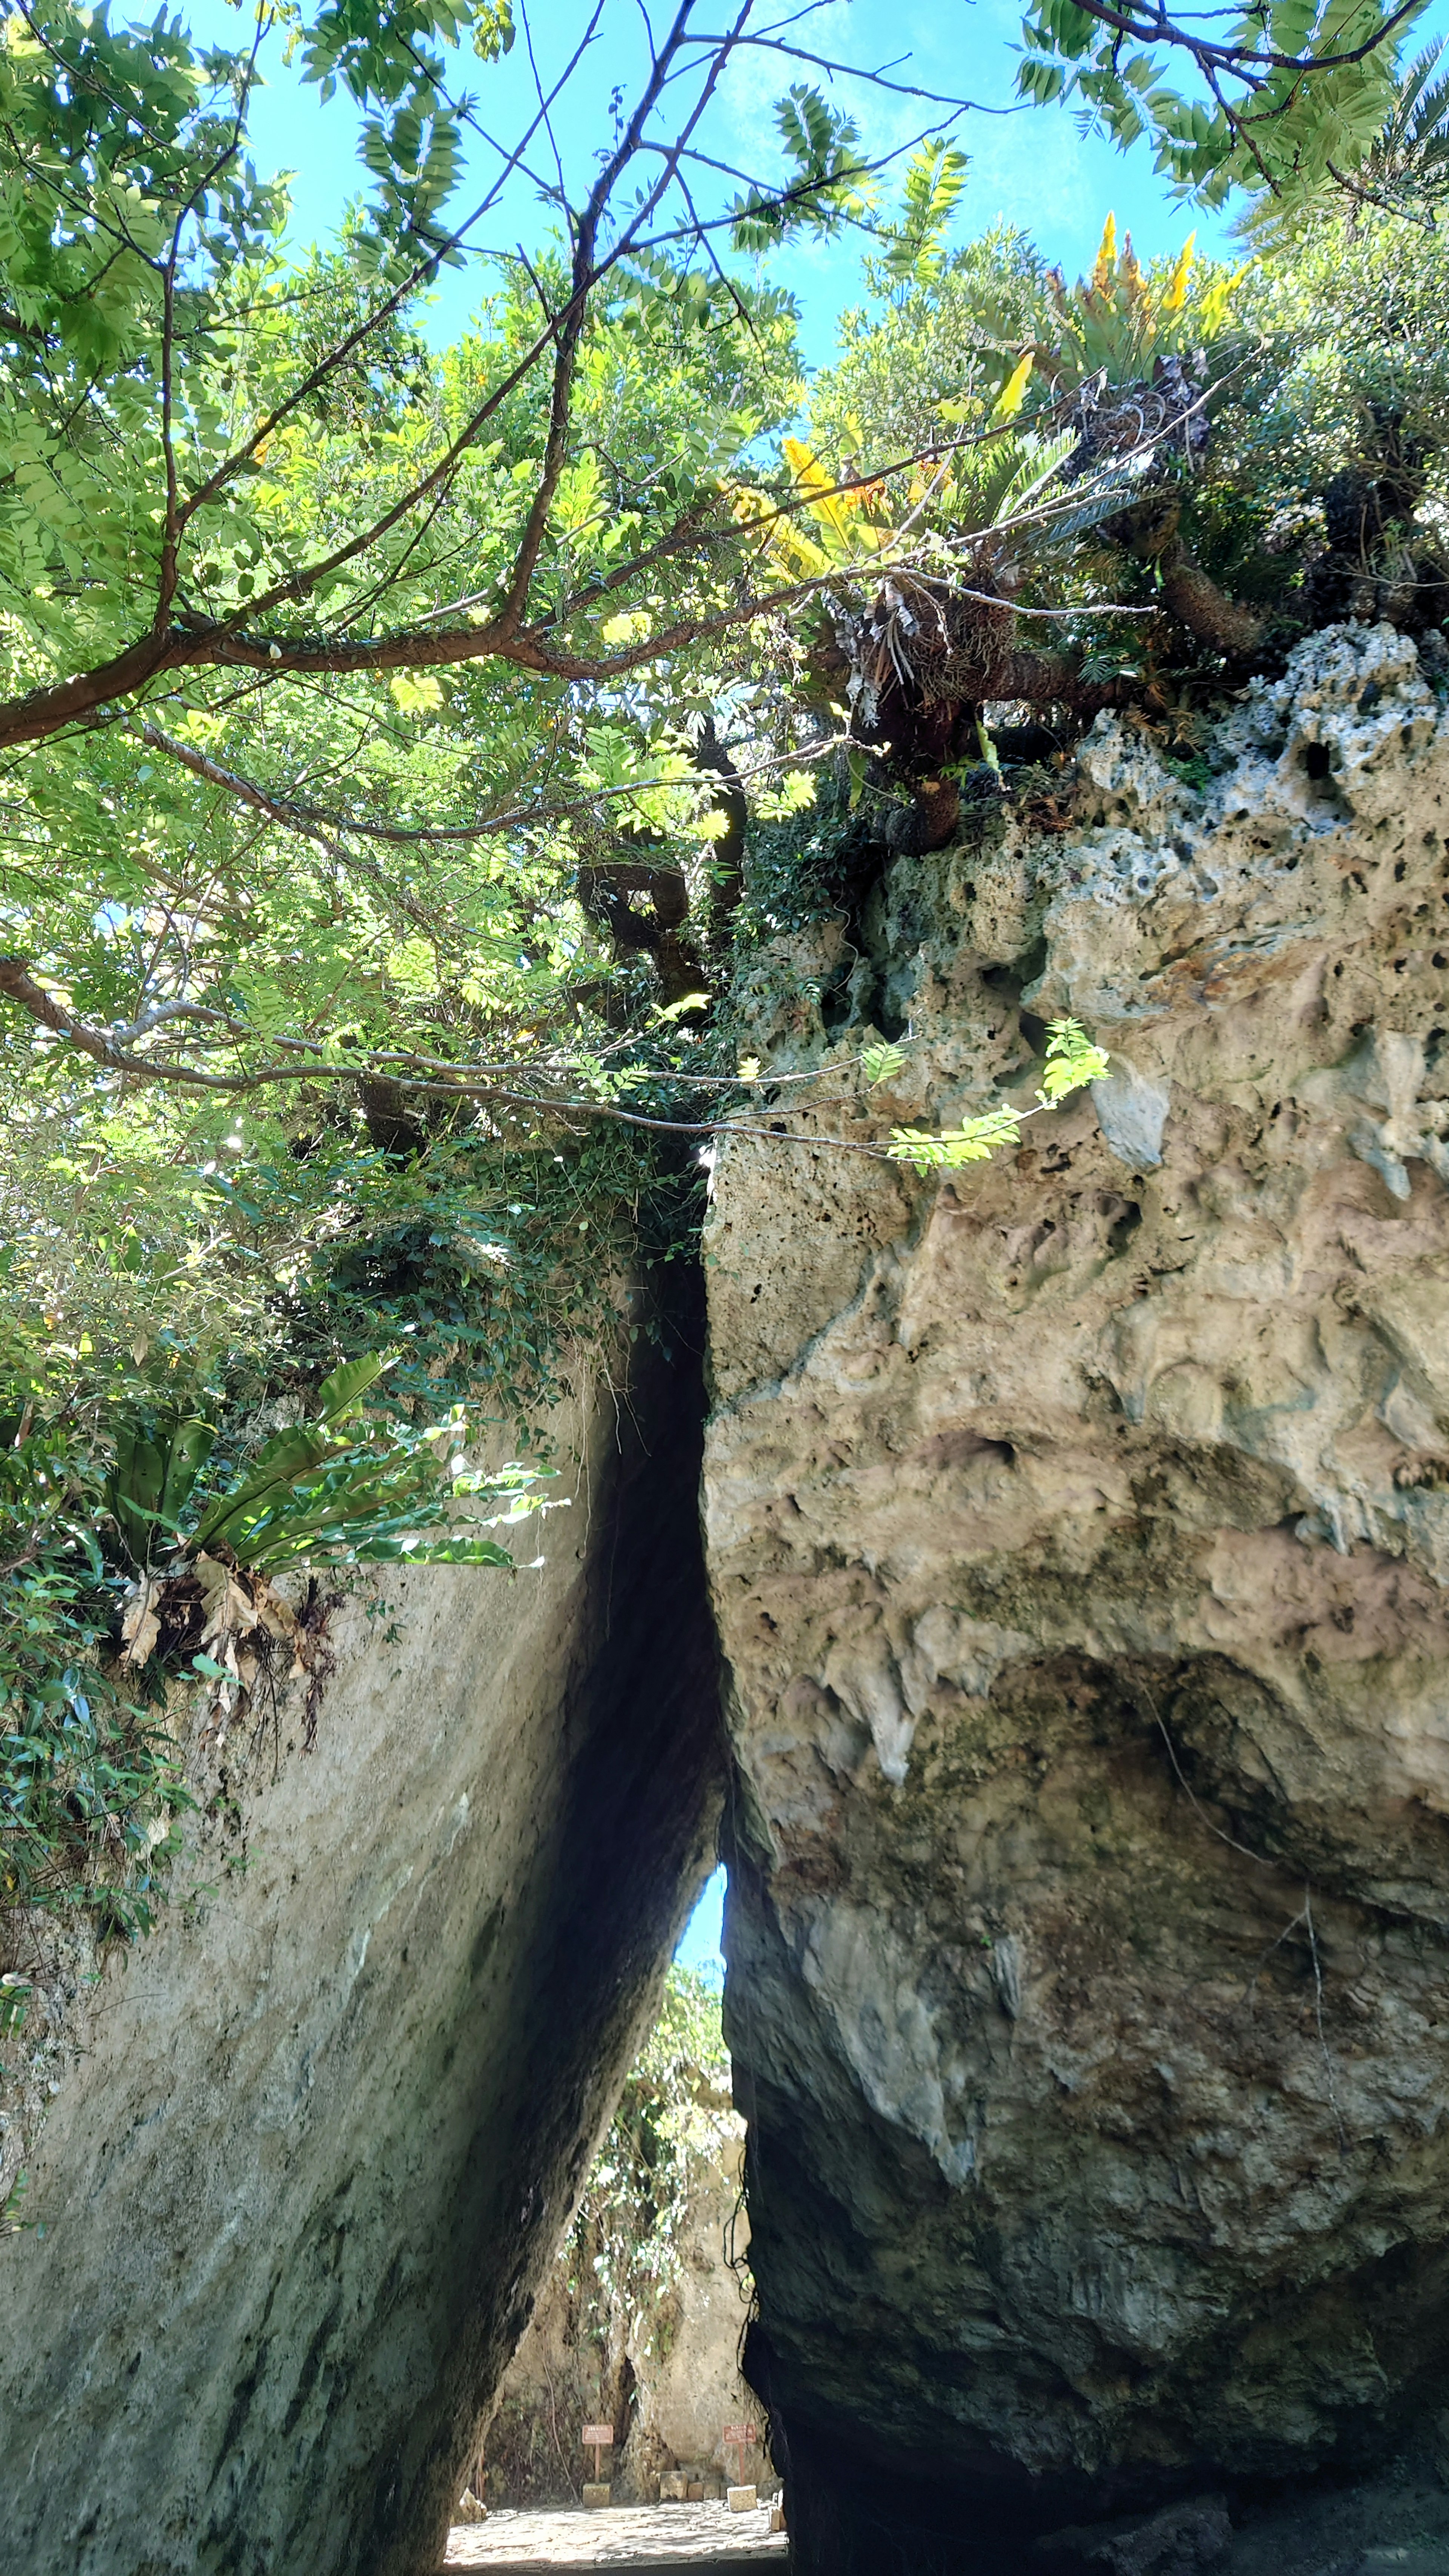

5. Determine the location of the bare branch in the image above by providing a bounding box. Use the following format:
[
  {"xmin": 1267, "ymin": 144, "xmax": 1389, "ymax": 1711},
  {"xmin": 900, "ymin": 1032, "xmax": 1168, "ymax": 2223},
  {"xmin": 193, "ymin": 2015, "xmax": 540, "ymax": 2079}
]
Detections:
[
  {"xmin": 177, "ymin": 10, "xmax": 608, "ymax": 533},
  {"xmin": 132, "ymin": 707, "xmax": 845, "ymax": 851},
  {"xmin": 0, "ymin": 950, "xmax": 894, "ymax": 1153},
  {"xmin": 488, "ymin": 6, "xmax": 711, "ymax": 640},
  {"xmin": 0, "ymin": 954, "xmax": 247, "ymax": 1089},
  {"xmin": 129, "ymin": 721, "xmax": 446, "ymax": 931},
  {"xmin": 1058, "ymin": 0, "xmax": 1418, "ymax": 83},
  {"xmin": 678, "ymin": 18, "xmax": 1000, "ymax": 111}
]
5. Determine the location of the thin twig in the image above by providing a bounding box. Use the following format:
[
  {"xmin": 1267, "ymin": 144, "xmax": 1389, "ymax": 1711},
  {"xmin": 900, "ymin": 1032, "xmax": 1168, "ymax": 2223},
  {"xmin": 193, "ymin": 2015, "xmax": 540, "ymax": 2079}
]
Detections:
[
  {"xmin": 1303, "ymin": 1885, "xmax": 1348, "ymax": 2153},
  {"xmin": 1140, "ymin": 1682, "xmax": 1269, "ymax": 1869},
  {"xmin": 1144, "ymin": 1683, "xmax": 1349, "ymax": 2152}
]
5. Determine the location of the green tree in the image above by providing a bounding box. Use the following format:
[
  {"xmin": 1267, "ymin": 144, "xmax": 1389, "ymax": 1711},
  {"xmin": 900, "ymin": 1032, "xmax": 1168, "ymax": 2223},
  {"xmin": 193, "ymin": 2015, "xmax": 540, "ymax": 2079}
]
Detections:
[
  {"xmin": 1017, "ymin": 0, "xmax": 1418, "ymax": 215},
  {"xmin": 3, "ymin": 0, "xmax": 1444, "ymax": 1948},
  {"xmin": 0, "ymin": 0, "xmax": 1426, "ymax": 1137}
]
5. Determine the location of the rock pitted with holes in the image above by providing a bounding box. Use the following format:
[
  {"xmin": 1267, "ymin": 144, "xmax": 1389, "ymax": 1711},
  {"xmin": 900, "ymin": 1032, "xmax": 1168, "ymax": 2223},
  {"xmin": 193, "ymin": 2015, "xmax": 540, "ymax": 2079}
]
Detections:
[{"xmin": 705, "ymin": 624, "xmax": 1449, "ymax": 2571}]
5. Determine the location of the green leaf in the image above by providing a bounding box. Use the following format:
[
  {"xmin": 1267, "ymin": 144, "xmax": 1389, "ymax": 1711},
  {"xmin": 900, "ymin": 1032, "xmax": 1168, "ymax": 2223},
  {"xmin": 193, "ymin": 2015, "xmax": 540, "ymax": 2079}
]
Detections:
[
  {"xmin": 861, "ymin": 1041, "xmax": 908, "ymax": 1086},
  {"xmin": 159, "ymin": 1419, "xmax": 217, "ymax": 1527},
  {"xmin": 1038, "ymin": 1018, "xmax": 1111, "ymax": 1101},
  {"xmin": 316, "ymin": 1351, "xmax": 389, "ymax": 1423},
  {"xmin": 888, "ymin": 1106, "xmax": 1023, "ymax": 1172}
]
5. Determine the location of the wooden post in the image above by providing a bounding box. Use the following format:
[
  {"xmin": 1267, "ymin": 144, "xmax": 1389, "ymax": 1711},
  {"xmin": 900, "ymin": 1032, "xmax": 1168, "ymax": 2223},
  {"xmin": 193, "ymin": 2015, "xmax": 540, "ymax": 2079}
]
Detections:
[
  {"xmin": 582, "ymin": 2423, "xmax": 614, "ymax": 2488},
  {"xmin": 722, "ymin": 2422, "xmax": 755, "ymax": 2486}
]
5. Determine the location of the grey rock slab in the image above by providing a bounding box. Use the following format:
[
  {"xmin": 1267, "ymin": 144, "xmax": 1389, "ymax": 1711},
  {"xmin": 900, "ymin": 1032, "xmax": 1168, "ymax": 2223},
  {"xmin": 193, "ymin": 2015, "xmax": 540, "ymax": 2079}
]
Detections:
[
  {"xmin": 1038, "ymin": 2496, "xmax": 1232, "ymax": 2571},
  {"xmin": 1356, "ymin": 2553, "xmax": 1449, "ymax": 2573},
  {"xmin": 1091, "ymin": 1061, "xmax": 1171, "ymax": 1171},
  {"xmin": 0, "ymin": 1329, "xmax": 721, "ymax": 2576}
]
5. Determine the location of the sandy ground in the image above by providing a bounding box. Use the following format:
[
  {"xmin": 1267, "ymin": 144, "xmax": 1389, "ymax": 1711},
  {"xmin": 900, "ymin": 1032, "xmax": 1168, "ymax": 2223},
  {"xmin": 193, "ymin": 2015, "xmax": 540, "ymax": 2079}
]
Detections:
[{"xmin": 443, "ymin": 2500, "xmax": 787, "ymax": 2566}]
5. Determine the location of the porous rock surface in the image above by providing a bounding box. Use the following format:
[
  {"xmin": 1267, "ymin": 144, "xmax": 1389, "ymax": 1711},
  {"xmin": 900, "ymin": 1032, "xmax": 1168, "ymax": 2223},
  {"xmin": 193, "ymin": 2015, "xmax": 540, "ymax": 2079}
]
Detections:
[
  {"xmin": 0, "ymin": 1327, "xmax": 720, "ymax": 2576},
  {"xmin": 706, "ymin": 626, "xmax": 1449, "ymax": 2569}
]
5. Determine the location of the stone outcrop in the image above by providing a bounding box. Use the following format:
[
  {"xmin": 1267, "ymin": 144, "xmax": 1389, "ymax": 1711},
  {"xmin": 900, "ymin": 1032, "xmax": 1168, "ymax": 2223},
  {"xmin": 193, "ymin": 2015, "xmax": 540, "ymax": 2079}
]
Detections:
[
  {"xmin": 705, "ymin": 626, "xmax": 1449, "ymax": 2568},
  {"xmin": 0, "ymin": 1317, "xmax": 720, "ymax": 2576},
  {"xmin": 12, "ymin": 621, "xmax": 1449, "ymax": 2576}
]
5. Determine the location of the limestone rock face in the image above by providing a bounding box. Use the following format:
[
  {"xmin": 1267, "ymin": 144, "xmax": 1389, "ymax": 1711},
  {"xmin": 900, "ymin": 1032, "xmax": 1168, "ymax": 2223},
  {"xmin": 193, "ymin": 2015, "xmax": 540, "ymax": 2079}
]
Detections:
[
  {"xmin": 706, "ymin": 627, "xmax": 1449, "ymax": 2568},
  {"xmin": 0, "ymin": 1327, "xmax": 720, "ymax": 2576}
]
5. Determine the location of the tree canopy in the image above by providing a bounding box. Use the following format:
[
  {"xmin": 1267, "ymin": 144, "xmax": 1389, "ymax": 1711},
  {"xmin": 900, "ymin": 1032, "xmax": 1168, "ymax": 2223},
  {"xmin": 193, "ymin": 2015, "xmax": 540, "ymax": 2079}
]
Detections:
[{"xmin": 5, "ymin": 0, "xmax": 1449, "ymax": 1949}]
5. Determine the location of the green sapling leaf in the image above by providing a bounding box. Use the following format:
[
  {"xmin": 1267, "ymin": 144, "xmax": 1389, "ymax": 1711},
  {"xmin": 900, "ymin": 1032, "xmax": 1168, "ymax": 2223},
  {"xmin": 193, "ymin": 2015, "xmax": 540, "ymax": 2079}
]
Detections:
[{"xmin": 862, "ymin": 1041, "xmax": 908, "ymax": 1086}]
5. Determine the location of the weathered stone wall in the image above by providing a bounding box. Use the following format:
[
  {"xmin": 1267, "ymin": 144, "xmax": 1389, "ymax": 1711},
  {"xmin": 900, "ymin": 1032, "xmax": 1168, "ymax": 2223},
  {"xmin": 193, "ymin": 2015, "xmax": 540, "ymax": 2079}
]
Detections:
[
  {"xmin": 0, "ymin": 1321, "xmax": 721, "ymax": 2576},
  {"xmin": 706, "ymin": 626, "xmax": 1449, "ymax": 2569}
]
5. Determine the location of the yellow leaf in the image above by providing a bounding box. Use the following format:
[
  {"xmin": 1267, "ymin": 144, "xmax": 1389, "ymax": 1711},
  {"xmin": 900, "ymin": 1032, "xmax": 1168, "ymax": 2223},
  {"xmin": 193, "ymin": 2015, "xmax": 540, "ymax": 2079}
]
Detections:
[
  {"xmin": 1160, "ymin": 234, "xmax": 1195, "ymax": 315},
  {"xmin": 782, "ymin": 436, "xmax": 858, "ymax": 551},
  {"xmin": 1092, "ymin": 212, "xmax": 1117, "ymax": 294},
  {"xmin": 388, "ymin": 671, "xmax": 444, "ymax": 715},
  {"xmin": 990, "ymin": 352, "xmax": 1034, "ymax": 423},
  {"xmin": 601, "ymin": 609, "xmax": 651, "ymax": 646},
  {"xmin": 781, "ymin": 524, "xmax": 832, "ymax": 575},
  {"xmin": 732, "ymin": 476, "xmax": 831, "ymax": 577},
  {"xmin": 1196, "ymin": 258, "xmax": 1250, "ymax": 335}
]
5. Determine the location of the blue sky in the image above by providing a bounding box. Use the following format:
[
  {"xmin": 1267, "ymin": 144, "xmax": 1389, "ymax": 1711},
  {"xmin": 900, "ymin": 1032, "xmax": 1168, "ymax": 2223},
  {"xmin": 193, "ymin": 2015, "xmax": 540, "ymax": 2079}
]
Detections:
[
  {"xmin": 180, "ymin": 0, "xmax": 1291, "ymax": 368},
  {"xmin": 675, "ymin": 1865, "xmax": 726, "ymax": 1980}
]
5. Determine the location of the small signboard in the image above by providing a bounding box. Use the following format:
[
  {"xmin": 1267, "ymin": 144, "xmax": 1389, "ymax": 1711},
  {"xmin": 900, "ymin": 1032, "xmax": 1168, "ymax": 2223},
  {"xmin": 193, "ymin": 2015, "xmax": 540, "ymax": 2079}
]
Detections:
[
  {"xmin": 721, "ymin": 2423, "xmax": 757, "ymax": 2481},
  {"xmin": 582, "ymin": 2424, "xmax": 614, "ymax": 2482}
]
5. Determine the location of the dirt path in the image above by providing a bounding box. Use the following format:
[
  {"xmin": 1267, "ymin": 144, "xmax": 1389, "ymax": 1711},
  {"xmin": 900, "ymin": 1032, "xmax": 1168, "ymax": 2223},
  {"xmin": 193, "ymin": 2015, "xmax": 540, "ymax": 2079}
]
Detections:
[{"xmin": 443, "ymin": 2500, "xmax": 787, "ymax": 2567}]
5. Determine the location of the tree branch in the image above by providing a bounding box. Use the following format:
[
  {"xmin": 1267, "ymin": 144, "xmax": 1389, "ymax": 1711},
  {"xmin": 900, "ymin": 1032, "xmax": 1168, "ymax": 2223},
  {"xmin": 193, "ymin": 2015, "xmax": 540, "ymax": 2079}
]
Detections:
[
  {"xmin": 0, "ymin": 950, "xmax": 894, "ymax": 1152},
  {"xmin": 176, "ymin": 9, "xmax": 608, "ymax": 534},
  {"xmin": 0, "ymin": 954, "xmax": 249, "ymax": 1088},
  {"xmin": 489, "ymin": 4, "xmax": 704, "ymax": 639},
  {"xmin": 129, "ymin": 721, "xmax": 444, "ymax": 930},
  {"xmin": 1063, "ymin": 0, "xmax": 1418, "ymax": 83}
]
